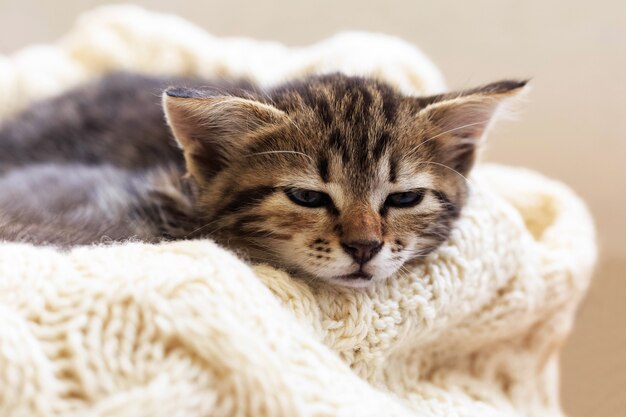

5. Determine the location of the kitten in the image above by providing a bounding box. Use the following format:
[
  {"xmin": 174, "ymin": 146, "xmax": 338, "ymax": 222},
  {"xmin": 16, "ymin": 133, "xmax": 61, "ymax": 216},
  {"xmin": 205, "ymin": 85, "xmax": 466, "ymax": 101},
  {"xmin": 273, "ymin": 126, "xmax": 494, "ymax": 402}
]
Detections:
[{"xmin": 0, "ymin": 73, "xmax": 525, "ymax": 287}]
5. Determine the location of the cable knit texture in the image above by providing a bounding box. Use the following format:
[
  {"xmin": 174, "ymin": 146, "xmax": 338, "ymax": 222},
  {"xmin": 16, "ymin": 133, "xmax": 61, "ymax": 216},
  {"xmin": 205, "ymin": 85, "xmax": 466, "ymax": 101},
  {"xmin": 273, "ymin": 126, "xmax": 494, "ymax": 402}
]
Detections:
[{"xmin": 0, "ymin": 5, "xmax": 596, "ymax": 417}]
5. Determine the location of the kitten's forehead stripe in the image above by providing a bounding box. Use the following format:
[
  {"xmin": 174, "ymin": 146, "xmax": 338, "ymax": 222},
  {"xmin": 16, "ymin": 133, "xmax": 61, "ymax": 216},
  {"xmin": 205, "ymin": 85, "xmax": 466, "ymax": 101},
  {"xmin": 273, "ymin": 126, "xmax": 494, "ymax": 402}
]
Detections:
[
  {"xmin": 353, "ymin": 83, "xmax": 373, "ymax": 117},
  {"xmin": 355, "ymin": 128, "xmax": 370, "ymax": 169},
  {"xmin": 318, "ymin": 156, "xmax": 330, "ymax": 183},
  {"xmin": 344, "ymin": 92, "xmax": 358, "ymax": 123},
  {"xmin": 300, "ymin": 87, "xmax": 333, "ymax": 127},
  {"xmin": 316, "ymin": 96, "xmax": 333, "ymax": 127},
  {"xmin": 373, "ymin": 132, "xmax": 391, "ymax": 160},
  {"xmin": 329, "ymin": 129, "xmax": 349, "ymax": 165},
  {"xmin": 379, "ymin": 85, "xmax": 399, "ymax": 122},
  {"xmin": 389, "ymin": 156, "xmax": 398, "ymax": 183}
]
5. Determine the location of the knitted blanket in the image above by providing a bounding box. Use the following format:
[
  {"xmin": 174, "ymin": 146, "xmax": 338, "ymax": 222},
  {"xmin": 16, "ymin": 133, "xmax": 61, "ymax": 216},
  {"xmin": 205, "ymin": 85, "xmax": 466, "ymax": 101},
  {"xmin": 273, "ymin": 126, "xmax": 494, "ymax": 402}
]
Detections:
[{"xmin": 0, "ymin": 6, "xmax": 596, "ymax": 417}]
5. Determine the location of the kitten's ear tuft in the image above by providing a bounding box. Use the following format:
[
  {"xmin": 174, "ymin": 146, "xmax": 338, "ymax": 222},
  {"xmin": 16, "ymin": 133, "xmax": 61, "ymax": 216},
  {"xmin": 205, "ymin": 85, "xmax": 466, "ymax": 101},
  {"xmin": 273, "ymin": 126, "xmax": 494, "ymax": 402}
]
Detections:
[
  {"xmin": 467, "ymin": 79, "xmax": 529, "ymax": 95},
  {"xmin": 418, "ymin": 79, "xmax": 527, "ymax": 175},
  {"xmin": 162, "ymin": 91, "xmax": 287, "ymax": 182}
]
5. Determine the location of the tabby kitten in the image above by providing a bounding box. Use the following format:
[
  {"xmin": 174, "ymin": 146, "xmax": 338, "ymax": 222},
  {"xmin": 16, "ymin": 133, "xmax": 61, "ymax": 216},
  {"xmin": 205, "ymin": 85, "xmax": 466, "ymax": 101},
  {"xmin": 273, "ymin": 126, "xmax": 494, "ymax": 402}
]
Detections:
[{"xmin": 0, "ymin": 73, "xmax": 525, "ymax": 287}]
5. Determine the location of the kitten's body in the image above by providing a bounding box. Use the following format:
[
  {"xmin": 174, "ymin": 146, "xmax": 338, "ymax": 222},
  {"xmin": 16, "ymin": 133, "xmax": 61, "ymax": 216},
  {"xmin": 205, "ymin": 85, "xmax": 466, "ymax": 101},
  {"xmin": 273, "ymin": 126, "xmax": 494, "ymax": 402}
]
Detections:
[
  {"xmin": 0, "ymin": 73, "xmax": 524, "ymax": 286},
  {"xmin": 0, "ymin": 74, "xmax": 203, "ymax": 244},
  {"xmin": 0, "ymin": 163, "xmax": 191, "ymax": 245}
]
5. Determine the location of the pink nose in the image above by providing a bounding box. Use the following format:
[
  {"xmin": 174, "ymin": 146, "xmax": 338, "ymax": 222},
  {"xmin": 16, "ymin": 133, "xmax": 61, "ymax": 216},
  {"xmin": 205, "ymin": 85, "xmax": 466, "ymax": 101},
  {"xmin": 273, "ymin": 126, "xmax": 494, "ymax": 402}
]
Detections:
[{"xmin": 340, "ymin": 239, "xmax": 383, "ymax": 264}]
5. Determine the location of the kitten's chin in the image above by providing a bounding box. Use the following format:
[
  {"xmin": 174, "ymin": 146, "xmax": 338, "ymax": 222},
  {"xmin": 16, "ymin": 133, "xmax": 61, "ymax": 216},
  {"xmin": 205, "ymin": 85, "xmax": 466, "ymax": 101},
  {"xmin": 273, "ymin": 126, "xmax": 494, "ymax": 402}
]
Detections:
[
  {"xmin": 286, "ymin": 267, "xmax": 381, "ymax": 289},
  {"xmin": 330, "ymin": 276, "xmax": 375, "ymax": 288},
  {"xmin": 326, "ymin": 269, "xmax": 400, "ymax": 288},
  {"xmin": 325, "ymin": 271, "xmax": 372, "ymax": 288},
  {"xmin": 251, "ymin": 254, "xmax": 397, "ymax": 289}
]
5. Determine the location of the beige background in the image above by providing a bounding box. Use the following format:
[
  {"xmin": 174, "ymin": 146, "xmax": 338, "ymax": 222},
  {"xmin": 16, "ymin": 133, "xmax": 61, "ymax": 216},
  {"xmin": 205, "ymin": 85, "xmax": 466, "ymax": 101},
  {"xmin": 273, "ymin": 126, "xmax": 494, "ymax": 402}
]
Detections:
[{"xmin": 0, "ymin": 0, "xmax": 624, "ymax": 415}]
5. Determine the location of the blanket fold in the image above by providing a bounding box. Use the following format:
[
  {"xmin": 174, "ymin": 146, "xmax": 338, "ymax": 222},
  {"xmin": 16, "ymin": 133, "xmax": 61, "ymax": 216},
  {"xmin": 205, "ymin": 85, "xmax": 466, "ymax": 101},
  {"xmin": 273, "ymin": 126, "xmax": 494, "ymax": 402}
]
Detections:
[{"xmin": 0, "ymin": 6, "xmax": 595, "ymax": 417}]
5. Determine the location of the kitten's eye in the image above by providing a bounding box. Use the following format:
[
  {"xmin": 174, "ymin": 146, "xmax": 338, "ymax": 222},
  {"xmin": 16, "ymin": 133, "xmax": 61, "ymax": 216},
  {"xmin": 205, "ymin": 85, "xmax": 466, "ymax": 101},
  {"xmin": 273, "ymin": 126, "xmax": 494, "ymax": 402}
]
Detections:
[
  {"xmin": 285, "ymin": 188, "xmax": 330, "ymax": 208},
  {"xmin": 385, "ymin": 190, "xmax": 425, "ymax": 208}
]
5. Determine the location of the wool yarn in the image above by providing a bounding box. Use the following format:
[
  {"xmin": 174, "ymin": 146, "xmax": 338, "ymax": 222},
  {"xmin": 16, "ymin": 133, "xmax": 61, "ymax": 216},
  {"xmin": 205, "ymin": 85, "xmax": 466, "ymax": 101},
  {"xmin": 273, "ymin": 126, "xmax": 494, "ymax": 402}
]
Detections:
[{"xmin": 0, "ymin": 6, "xmax": 596, "ymax": 417}]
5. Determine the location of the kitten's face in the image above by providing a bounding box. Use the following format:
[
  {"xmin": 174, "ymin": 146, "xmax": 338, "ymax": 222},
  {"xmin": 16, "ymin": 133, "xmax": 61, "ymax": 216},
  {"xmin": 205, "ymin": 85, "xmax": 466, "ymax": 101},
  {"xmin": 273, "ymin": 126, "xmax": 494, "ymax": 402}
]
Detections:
[{"xmin": 164, "ymin": 74, "xmax": 524, "ymax": 287}]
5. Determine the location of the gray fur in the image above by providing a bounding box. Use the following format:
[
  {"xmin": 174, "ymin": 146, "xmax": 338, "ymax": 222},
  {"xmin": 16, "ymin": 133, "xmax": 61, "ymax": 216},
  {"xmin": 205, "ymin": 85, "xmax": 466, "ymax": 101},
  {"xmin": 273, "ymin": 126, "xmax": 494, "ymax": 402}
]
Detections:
[{"xmin": 0, "ymin": 72, "xmax": 523, "ymax": 285}]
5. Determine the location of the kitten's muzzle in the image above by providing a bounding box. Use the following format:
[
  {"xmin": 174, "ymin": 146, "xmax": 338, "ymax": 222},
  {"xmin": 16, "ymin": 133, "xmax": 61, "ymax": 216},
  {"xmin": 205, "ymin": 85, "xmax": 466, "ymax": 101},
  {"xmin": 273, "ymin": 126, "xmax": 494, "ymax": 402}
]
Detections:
[{"xmin": 340, "ymin": 239, "xmax": 383, "ymax": 265}]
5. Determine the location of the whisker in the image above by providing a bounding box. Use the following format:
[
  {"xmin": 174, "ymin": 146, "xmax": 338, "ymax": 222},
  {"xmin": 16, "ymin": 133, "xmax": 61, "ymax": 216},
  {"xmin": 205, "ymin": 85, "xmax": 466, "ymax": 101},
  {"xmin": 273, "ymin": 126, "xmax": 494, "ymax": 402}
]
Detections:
[
  {"xmin": 414, "ymin": 161, "xmax": 472, "ymax": 186},
  {"xmin": 184, "ymin": 218, "xmax": 228, "ymax": 238},
  {"xmin": 243, "ymin": 150, "xmax": 314, "ymax": 163},
  {"xmin": 412, "ymin": 119, "xmax": 490, "ymax": 154},
  {"xmin": 286, "ymin": 118, "xmax": 308, "ymax": 141},
  {"xmin": 395, "ymin": 266, "xmax": 414, "ymax": 282}
]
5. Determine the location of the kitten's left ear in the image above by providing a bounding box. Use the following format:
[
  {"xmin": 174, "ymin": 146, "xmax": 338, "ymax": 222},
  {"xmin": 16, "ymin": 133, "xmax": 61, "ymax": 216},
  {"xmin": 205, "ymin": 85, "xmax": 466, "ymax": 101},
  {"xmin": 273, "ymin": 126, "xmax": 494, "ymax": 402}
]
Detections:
[{"xmin": 417, "ymin": 80, "xmax": 528, "ymax": 175}]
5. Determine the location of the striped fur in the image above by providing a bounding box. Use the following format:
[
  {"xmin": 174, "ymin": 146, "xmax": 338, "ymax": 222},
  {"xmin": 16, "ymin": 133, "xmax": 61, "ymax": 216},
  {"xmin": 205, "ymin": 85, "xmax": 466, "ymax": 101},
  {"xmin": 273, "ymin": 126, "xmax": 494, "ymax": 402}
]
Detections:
[{"xmin": 0, "ymin": 72, "xmax": 525, "ymax": 287}]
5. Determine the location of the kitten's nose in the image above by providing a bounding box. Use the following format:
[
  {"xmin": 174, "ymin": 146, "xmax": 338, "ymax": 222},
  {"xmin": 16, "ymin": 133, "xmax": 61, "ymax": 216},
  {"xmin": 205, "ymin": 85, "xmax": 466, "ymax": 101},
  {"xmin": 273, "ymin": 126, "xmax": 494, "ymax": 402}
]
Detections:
[{"xmin": 341, "ymin": 240, "xmax": 383, "ymax": 264}]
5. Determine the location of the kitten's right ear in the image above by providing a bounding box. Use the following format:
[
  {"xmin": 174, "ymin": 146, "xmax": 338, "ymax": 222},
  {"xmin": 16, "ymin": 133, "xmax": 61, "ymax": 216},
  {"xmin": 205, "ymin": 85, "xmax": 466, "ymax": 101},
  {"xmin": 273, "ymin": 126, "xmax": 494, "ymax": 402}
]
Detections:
[
  {"xmin": 416, "ymin": 80, "xmax": 527, "ymax": 175},
  {"xmin": 163, "ymin": 88, "xmax": 287, "ymax": 182}
]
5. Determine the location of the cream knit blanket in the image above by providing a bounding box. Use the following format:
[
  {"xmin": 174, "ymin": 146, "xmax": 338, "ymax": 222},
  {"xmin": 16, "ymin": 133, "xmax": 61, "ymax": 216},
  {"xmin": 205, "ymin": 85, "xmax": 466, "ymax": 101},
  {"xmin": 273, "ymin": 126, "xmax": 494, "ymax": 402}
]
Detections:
[{"xmin": 0, "ymin": 6, "xmax": 596, "ymax": 417}]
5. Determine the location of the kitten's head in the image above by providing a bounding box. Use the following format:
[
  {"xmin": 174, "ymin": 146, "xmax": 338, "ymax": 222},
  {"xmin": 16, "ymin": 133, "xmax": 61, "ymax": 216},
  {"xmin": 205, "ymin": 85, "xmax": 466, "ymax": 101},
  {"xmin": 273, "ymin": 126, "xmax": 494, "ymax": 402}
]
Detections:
[{"xmin": 163, "ymin": 74, "xmax": 525, "ymax": 288}]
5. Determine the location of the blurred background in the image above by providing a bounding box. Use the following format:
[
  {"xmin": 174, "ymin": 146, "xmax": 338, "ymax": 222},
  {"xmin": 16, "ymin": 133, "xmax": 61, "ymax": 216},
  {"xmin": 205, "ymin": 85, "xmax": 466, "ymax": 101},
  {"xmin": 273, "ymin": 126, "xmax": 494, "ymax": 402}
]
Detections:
[{"xmin": 0, "ymin": 1, "xmax": 624, "ymax": 415}]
